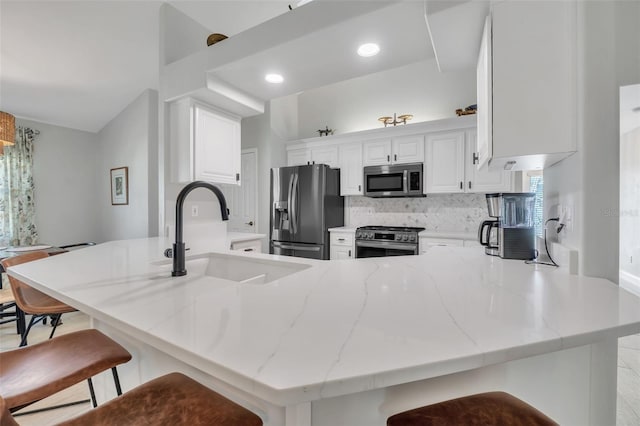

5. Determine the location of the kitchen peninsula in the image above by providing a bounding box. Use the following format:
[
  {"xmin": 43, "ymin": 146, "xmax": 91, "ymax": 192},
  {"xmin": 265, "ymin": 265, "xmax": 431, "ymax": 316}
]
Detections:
[{"xmin": 6, "ymin": 237, "xmax": 640, "ymax": 426}]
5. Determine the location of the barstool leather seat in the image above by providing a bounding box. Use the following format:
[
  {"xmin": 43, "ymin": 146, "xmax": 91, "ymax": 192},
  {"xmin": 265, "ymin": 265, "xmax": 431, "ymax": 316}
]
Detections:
[
  {"xmin": 58, "ymin": 372, "xmax": 263, "ymax": 426},
  {"xmin": 0, "ymin": 329, "xmax": 132, "ymax": 412},
  {"xmin": 387, "ymin": 391, "xmax": 558, "ymax": 426}
]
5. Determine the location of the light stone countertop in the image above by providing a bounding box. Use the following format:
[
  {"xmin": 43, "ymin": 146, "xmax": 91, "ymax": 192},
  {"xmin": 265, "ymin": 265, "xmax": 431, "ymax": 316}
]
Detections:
[{"xmin": 7, "ymin": 237, "xmax": 640, "ymax": 407}]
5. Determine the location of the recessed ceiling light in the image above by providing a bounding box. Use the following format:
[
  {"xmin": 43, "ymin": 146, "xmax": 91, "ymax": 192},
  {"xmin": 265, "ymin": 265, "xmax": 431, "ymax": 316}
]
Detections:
[
  {"xmin": 357, "ymin": 43, "xmax": 380, "ymax": 57},
  {"xmin": 265, "ymin": 73, "xmax": 284, "ymax": 84}
]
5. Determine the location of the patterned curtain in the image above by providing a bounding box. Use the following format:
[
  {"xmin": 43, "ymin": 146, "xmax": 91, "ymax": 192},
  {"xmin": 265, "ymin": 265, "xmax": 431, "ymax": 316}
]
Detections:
[{"xmin": 0, "ymin": 127, "xmax": 38, "ymax": 246}]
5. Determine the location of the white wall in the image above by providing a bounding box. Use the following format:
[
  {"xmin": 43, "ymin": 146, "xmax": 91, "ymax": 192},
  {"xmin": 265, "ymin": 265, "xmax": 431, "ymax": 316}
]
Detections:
[
  {"xmin": 22, "ymin": 118, "xmax": 100, "ymax": 246},
  {"xmin": 241, "ymin": 101, "xmax": 291, "ymax": 251},
  {"xmin": 97, "ymin": 89, "xmax": 158, "ymax": 241},
  {"xmin": 544, "ymin": 0, "xmax": 640, "ymax": 281},
  {"xmin": 161, "ymin": 3, "xmax": 212, "ymax": 65},
  {"xmin": 297, "ymin": 59, "xmax": 476, "ymax": 138}
]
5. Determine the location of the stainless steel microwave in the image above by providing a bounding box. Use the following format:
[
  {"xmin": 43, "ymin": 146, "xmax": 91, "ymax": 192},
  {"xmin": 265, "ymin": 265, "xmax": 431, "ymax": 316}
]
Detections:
[{"xmin": 363, "ymin": 162, "xmax": 425, "ymax": 198}]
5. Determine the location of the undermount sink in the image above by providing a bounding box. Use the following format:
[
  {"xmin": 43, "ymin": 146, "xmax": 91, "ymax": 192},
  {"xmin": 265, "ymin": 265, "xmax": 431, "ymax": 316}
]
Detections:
[{"xmin": 157, "ymin": 252, "xmax": 310, "ymax": 284}]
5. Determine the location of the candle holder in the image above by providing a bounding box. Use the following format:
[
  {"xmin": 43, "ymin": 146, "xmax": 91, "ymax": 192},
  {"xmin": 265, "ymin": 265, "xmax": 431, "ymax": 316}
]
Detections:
[{"xmin": 378, "ymin": 113, "xmax": 413, "ymax": 127}]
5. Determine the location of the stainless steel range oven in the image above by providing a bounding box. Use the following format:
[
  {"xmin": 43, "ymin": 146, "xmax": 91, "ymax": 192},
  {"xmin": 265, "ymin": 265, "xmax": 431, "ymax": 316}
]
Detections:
[{"xmin": 355, "ymin": 226, "xmax": 425, "ymax": 258}]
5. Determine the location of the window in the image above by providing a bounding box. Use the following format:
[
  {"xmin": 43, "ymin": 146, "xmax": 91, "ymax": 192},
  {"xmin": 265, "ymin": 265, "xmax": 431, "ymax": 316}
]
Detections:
[{"xmin": 524, "ymin": 171, "xmax": 544, "ymax": 237}]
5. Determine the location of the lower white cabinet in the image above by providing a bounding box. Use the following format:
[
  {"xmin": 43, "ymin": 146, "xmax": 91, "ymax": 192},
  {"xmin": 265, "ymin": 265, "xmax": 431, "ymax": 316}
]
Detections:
[
  {"xmin": 330, "ymin": 230, "xmax": 355, "ymax": 260},
  {"xmin": 230, "ymin": 238, "xmax": 262, "ymax": 253},
  {"xmin": 419, "ymin": 237, "xmax": 464, "ymax": 254}
]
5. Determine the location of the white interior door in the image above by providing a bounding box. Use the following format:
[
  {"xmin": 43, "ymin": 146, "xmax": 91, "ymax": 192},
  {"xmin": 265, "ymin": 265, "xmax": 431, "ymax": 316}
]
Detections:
[{"xmin": 224, "ymin": 149, "xmax": 258, "ymax": 233}]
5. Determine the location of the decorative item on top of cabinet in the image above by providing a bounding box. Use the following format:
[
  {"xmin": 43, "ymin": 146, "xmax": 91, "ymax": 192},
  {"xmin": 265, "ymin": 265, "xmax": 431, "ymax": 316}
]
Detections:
[
  {"xmin": 206, "ymin": 33, "xmax": 228, "ymax": 46},
  {"xmin": 455, "ymin": 104, "xmax": 477, "ymax": 116},
  {"xmin": 169, "ymin": 98, "xmax": 241, "ymax": 185},
  {"xmin": 477, "ymin": 1, "xmax": 577, "ymax": 171},
  {"xmin": 378, "ymin": 113, "xmax": 413, "ymax": 127},
  {"xmin": 317, "ymin": 126, "xmax": 335, "ymax": 137},
  {"xmin": 363, "ymin": 134, "xmax": 424, "ymax": 166},
  {"xmin": 425, "ymin": 130, "xmax": 512, "ymax": 194},
  {"xmin": 330, "ymin": 230, "xmax": 355, "ymax": 260}
]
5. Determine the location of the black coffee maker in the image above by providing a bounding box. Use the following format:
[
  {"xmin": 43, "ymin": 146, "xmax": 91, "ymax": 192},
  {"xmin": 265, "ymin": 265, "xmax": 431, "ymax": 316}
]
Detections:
[
  {"xmin": 479, "ymin": 193, "xmax": 537, "ymax": 260},
  {"xmin": 478, "ymin": 194, "xmax": 500, "ymax": 256}
]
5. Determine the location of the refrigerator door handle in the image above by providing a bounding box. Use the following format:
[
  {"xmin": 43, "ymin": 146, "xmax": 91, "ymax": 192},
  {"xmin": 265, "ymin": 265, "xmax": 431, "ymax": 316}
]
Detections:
[
  {"xmin": 291, "ymin": 172, "xmax": 299, "ymax": 235},
  {"xmin": 287, "ymin": 172, "xmax": 295, "ymax": 232}
]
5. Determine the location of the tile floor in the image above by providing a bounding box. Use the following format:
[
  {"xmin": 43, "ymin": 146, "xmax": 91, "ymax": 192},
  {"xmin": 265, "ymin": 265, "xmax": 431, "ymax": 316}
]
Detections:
[{"xmin": 1, "ymin": 312, "xmax": 639, "ymax": 425}]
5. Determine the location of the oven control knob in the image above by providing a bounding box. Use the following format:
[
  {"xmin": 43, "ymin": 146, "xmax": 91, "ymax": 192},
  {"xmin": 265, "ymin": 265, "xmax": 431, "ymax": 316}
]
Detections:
[
  {"xmin": 402, "ymin": 234, "xmax": 408, "ymax": 241},
  {"xmin": 395, "ymin": 235, "xmax": 401, "ymax": 241},
  {"xmin": 409, "ymin": 235, "xmax": 416, "ymax": 242}
]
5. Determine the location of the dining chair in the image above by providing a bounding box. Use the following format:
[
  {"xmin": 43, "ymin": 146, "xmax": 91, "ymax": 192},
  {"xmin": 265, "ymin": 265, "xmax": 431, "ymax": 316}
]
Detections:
[
  {"xmin": 4, "ymin": 372, "xmax": 263, "ymax": 426},
  {"xmin": 0, "ymin": 329, "xmax": 132, "ymax": 414},
  {"xmin": 387, "ymin": 391, "xmax": 558, "ymax": 426},
  {"xmin": 0, "ymin": 251, "xmax": 76, "ymax": 346},
  {"xmin": 0, "ymin": 283, "xmax": 19, "ymax": 332}
]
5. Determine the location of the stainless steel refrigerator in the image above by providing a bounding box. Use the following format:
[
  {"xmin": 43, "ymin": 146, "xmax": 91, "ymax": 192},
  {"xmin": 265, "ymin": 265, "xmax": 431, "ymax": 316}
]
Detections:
[{"xmin": 270, "ymin": 164, "xmax": 344, "ymax": 260}]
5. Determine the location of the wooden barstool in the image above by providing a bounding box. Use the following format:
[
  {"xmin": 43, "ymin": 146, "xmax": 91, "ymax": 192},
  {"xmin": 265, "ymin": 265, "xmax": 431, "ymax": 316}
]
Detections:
[
  {"xmin": 1, "ymin": 251, "xmax": 77, "ymax": 346},
  {"xmin": 387, "ymin": 391, "xmax": 558, "ymax": 426},
  {"xmin": 11, "ymin": 372, "xmax": 262, "ymax": 426},
  {"xmin": 0, "ymin": 329, "xmax": 132, "ymax": 413}
]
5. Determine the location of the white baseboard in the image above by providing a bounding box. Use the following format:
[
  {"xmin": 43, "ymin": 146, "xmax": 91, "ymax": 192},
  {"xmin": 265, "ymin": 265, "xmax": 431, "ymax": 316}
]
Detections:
[{"xmin": 619, "ymin": 270, "xmax": 640, "ymax": 297}]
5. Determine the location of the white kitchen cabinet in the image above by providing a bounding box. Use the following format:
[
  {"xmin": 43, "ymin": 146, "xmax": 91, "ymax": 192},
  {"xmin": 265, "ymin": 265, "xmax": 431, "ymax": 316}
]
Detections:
[
  {"xmin": 170, "ymin": 98, "xmax": 241, "ymax": 185},
  {"xmin": 330, "ymin": 230, "xmax": 355, "ymax": 260},
  {"xmin": 287, "ymin": 145, "xmax": 339, "ymax": 168},
  {"xmin": 425, "ymin": 131, "xmax": 466, "ymax": 193},
  {"xmin": 363, "ymin": 135, "xmax": 424, "ymax": 166},
  {"xmin": 338, "ymin": 142, "xmax": 363, "ymax": 195},
  {"xmin": 464, "ymin": 131, "xmax": 511, "ymax": 193},
  {"xmin": 426, "ymin": 130, "xmax": 512, "ymax": 194},
  {"xmin": 419, "ymin": 237, "xmax": 464, "ymax": 254},
  {"xmin": 287, "ymin": 148, "xmax": 311, "ymax": 167},
  {"xmin": 477, "ymin": 1, "xmax": 577, "ymax": 171},
  {"xmin": 230, "ymin": 238, "xmax": 262, "ymax": 253}
]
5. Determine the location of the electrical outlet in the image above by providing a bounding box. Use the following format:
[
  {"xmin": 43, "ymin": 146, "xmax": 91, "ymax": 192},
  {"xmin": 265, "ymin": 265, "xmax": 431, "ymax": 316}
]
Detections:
[
  {"xmin": 191, "ymin": 205, "xmax": 199, "ymax": 217},
  {"xmin": 564, "ymin": 205, "xmax": 573, "ymax": 231}
]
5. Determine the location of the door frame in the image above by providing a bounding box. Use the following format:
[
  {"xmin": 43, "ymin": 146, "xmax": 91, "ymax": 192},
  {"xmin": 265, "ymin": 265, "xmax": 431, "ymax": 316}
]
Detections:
[{"xmin": 242, "ymin": 148, "xmax": 259, "ymax": 232}]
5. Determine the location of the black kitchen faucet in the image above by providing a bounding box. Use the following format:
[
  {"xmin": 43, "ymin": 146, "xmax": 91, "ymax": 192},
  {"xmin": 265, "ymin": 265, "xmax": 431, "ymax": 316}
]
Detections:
[{"xmin": 170, "ymin": 181, "xmax": 229, "ymax": 276}]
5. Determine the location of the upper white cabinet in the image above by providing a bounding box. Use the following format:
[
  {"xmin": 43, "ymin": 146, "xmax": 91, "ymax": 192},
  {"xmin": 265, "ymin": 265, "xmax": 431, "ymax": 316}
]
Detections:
[
  {"xmin": 363, "ymin": 135, "xmax": 425, "ymax": 166},
  {"xmin": 338, "ymin": 142, "xmax": 364, "ymax": 196},
  {"xmin": 465, "ymin": 131, "xmax": 511, "ymax": 193},
  {"xmin": 426, "ymin": 130, "xmax": 512, "ymax": 194},
  {"xmin": 477, "ymin": 1, "xmax": 577, "ymax": 171},
  {"xmin": 170, "ymin": 98, "xmax": 241, "ymax": 185},
  {"xmin": 287, "ymin": 145, "xmax": 339, "ymax": 168},
  {"xmin": 425, "ymin": 132, "xmax": 465, "ymax": 193}
]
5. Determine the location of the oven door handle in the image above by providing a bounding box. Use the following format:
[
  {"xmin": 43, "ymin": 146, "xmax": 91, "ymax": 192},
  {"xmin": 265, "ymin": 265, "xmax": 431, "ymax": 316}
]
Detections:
[{"xmin": 355, "ymin": 241, "xmax": 418, "ymax": 251}]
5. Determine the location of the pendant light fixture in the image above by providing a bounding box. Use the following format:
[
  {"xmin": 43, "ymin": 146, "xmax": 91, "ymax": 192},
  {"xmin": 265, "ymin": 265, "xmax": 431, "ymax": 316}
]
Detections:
[{"xmin": 0, "ymin": 111, "xmax": 16, "ymax": 155}]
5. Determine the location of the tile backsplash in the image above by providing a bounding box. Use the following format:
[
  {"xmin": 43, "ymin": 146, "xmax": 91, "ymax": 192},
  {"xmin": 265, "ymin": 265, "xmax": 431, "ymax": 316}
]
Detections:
[{"xmin": 347, "ymin": 194, "xmax": 488, "ymax": 233}]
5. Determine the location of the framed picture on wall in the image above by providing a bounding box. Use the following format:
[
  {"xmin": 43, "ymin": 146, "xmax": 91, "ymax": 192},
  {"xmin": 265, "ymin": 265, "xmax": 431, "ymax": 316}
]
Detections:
[{"xmin": 110, "ymin": 166, "xmax": 129, "ymax": 205}]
